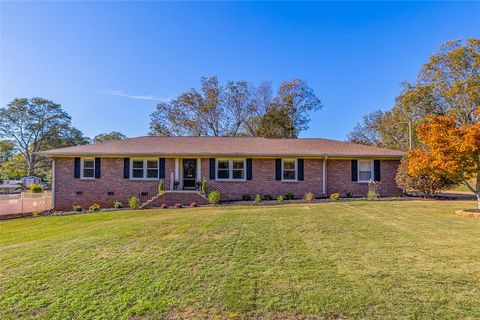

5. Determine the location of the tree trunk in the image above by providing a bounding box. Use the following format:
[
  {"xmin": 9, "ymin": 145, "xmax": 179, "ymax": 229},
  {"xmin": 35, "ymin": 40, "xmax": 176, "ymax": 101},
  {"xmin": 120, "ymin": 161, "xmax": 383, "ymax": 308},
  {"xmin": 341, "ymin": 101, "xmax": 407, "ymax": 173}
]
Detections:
[
  {"xmin": 477, "ymin": 193, "xmax": 480, "ymax": 210},
  {"xmin": 27, "ymin": 154, "xmax": 36, "ymax": 176}
]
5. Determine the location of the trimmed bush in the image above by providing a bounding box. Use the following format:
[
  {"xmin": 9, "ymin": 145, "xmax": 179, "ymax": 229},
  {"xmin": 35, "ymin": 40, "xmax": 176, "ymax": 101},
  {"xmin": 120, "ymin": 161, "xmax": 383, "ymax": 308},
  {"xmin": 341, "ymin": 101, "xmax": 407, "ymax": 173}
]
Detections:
[
  {"xmin": 89, "ymin": 204, "xmax": 101, "ymax": 212},
  {"xmin": 208, "ymin": 191, "xmax": 221, "ymax": 205},
  {"xmin": 114, "ymin": 201, "xmax": 122, "ymax": 209},
  {"xmin": 262, "ymin": 194, "xmax": 273, "ymax": 201},
  {"xmin": 284, "ymin": 192, "xmax": 294, "ymax": 200},
  {"xmin": 72, "ymin": 205, "xmax": 83, "ymax": 212},
  {"xmin": 330, "ymin": 193, "xmax": 340, "ymax": 201},
  {"xmin": 303, "ymin": 192, "xmax": 314, "ymax": 201},
  {"xmin": 277, "ymin": 195, "xmax": 284, "ymax": 202},
  {"xmin": 255, "ymin": 194, "xmax": 262, "ymax": 202},
  {"xmin": 242, "ymin": 193, "xmax": 252, "ymax": 201},
  {"xmin": 29, "ymin": 184, "xmax": 43, "ymax": 193},
  {"xmin": 129, "ymin": 196, "xmax": 140, "ymax": 209},
  {"xmin": 158, "ymin": 179, "xmax": 164, "ymax": 195}
]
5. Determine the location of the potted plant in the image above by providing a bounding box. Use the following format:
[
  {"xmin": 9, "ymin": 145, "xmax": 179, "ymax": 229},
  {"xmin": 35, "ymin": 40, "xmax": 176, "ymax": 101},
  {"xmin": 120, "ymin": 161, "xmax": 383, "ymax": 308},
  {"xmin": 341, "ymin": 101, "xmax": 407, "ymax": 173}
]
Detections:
[
  {"xmin": 173, "ymin": 180, "xmax": 180, "ymax": 190},
  {"xmin": 195, "ymin": 179, "xmax": 202, "ymax": 191}
]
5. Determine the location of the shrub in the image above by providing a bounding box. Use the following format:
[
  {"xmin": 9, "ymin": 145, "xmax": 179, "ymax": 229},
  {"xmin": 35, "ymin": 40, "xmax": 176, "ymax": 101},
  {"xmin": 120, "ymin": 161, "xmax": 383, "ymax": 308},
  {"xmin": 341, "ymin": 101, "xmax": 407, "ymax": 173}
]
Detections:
[
  {"xmin": 89, "ymin": 203, "xmax": 101, "ymax": 212},
  {"xmin": 242, "ymin": 193, "xmax": 252, "ymax": 201},
  {"xmin": 255, "ymin": 194, "xmax": 262, "ymax": 202},
  {"xmin": 174, "ymin": 203, "xmax": 182, "ymax": 208},
  {"xmin": 262, "ymin": 194, "xmax": 273, "ymax": 201},
  {"xmin": 114, "ymin": 201, "xmax": 122, "ymax": 209},
  {"xmin": 208, "ymin": 191, "xmax": 221, "ymax": 205},
  {"xmin": 284, "ymin": 192, "xmax": 294, "ymax": 200},
  {"xmin": 160, "ymin": 203, "xmax": 168, "ymax": 209},
  {"xmin": 158, "ymin": 179, "xmax": 164, "ymax": 195},
  {"xmin": 190, "ymin": 202, "xmax": 198, "ymax": 207},
  {"xmin": 72, "ymin": 205, "xmax": 83, "ymax": 212},
  {"xmin": 29, "ymin": 184, "xmax": 43, "ymax": 193},
  {"xmin": 395, "ymin": 156, "xmax": 458, "ymax": 198},
  {"xmin": 367, "ymin": 181, "xmax": 380, "ymax": 200},
  {"xmin": 303, "ymin": 192, "xmax": 314, "ymax": 201},
  {"xmin": 129, "ymin": 196, "xmax": 140, "ymax": 209},
  {"xmin": 277, "ymin": 195, "xmax": 284, "ymax": 202},
  {"xmin": 201, "ymin": 178, "xmax": 207, "ymax": 195},
  {"xmin": 330, "ymin": 193, "xmax": 340, "ymax": 201},
  {"xmin": 346, "ymin": 192, "xmax": 353, "ymax": 198}
]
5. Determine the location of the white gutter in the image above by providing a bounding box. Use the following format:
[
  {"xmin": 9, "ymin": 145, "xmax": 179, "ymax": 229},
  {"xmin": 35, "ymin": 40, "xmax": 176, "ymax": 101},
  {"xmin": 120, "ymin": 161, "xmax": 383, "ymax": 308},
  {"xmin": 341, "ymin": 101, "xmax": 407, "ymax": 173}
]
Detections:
[
  {"xmin": 51, "ymin": 159, "xmax": 56, "ymax": 209},
  {"xmin": 322, "ymin": 155, "xmax": 328, "ymax": 194}
]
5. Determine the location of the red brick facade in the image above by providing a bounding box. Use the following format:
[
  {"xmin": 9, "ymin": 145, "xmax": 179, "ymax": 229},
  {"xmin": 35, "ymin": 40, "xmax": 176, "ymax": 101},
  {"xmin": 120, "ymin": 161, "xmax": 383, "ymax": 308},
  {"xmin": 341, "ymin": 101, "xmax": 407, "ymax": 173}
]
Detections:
[{"xmin": 53, "ymin": 157, "xmax": 401, "ymax": 210}]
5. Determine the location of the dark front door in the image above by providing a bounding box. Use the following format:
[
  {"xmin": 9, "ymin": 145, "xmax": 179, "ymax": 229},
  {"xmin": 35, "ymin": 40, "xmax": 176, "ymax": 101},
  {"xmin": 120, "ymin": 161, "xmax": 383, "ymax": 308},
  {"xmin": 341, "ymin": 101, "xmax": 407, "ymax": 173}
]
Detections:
[{"xmin": 182, "ymin": 159, "xmax": 197, "ymax": 190}]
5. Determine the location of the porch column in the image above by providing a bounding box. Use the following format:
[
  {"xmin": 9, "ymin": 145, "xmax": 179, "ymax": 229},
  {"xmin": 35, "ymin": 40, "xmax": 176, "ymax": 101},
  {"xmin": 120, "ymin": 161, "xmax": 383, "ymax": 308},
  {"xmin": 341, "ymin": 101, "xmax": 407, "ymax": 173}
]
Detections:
[
  {"xmin": 175, "ymin": 158, "xmax": 179, "ymax": 186},
  {"xmin": 197, "ymin": 158, "xmax": 201, "ymax": 181}
]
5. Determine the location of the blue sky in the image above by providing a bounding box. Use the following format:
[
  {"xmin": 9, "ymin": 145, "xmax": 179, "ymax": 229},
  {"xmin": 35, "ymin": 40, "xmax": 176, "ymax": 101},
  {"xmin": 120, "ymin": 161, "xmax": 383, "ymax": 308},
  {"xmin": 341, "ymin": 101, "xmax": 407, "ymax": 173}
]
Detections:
[{"xmin": 1, "ymin": 1, "xmax": 479, "ymax": 140}]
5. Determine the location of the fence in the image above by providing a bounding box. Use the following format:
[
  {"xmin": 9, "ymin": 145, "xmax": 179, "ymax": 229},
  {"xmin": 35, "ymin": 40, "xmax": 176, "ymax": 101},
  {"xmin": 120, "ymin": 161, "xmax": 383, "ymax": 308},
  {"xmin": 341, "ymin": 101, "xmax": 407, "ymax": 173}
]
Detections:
[{"xmin": 0, "ymin": 192, "xmax": 52, "ymax": 215}]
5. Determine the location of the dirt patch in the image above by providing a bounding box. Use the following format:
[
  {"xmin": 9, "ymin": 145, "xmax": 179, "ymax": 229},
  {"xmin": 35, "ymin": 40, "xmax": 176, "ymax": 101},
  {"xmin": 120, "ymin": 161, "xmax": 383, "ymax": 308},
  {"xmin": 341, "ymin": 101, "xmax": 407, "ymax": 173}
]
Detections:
[{"xmin": 455, "ymin": 209, "xmax": 480, "ymax": 217}]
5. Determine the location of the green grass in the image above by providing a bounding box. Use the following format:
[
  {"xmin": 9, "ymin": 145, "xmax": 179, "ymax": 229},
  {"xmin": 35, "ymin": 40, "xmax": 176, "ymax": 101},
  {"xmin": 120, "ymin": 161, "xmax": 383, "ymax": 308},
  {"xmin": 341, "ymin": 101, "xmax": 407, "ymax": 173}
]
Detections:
[{"xmin": 1, "ymin": 200, "xmax": 480, "ymax": 319}]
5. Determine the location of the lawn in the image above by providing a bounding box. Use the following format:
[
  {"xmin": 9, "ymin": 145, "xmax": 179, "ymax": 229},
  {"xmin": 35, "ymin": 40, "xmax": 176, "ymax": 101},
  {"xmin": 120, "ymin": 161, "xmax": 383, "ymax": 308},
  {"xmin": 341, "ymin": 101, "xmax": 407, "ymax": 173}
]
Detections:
[{"xmin": 1, "ymin": 200, "xmax": 479, "ymax": 319}]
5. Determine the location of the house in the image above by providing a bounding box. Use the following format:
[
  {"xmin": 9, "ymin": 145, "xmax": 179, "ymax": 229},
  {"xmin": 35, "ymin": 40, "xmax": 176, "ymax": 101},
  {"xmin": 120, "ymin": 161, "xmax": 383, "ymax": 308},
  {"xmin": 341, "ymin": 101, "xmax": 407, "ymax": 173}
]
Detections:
[
  {"xmin": 0, "ymin": 180, "xmax": 23, "ymax": 194},
  {"xmin": 38, "ymin": 136, "xmax": 404, "ymax": 210},
  {"xmin": 21, "ymin": 176, "xmax": 42, "ymax": 188}
]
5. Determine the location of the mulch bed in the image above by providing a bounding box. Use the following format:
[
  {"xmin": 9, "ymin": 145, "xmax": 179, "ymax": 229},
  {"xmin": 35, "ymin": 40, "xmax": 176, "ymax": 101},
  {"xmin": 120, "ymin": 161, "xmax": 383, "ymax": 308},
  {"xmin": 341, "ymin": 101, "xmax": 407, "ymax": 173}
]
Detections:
[{"xmin": 455, "ymin": 209, "xmax": 480, "ymax": 217}]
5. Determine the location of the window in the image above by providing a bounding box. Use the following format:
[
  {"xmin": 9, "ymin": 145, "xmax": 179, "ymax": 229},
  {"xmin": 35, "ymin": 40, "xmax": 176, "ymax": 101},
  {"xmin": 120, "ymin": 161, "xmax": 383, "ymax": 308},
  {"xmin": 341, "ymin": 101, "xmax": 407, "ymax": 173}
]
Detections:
[
  {"xmin": 358, "ymin": 160, "xmax": 373, "ymax": 182},
  {"xmin": 131, "ymin": 159, "xmax": 158, "ymax": 179},
  {"xmin": 282, "ymin": 159, "xmax": 297, "ymax": 181},
  {"xmin": 81, "ymin": 158, "xmax": 95, "ymax": 179},
  {"xmin": 216, "ymin": 159, "xmax": 246, "ymax": 180}
]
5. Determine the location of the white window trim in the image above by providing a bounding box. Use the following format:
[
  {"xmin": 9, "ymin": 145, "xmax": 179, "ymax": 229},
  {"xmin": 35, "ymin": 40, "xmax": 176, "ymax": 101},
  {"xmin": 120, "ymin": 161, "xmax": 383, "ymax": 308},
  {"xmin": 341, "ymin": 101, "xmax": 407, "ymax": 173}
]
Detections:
[
  {"xmin": 130, "ymin": 158, "xmax": 159, "ymax": 180},
  {"xmin": 80, "ymin": 157, "xmax": 95, "ymax": 179},
  {"xmin": 215, "ymin": 159, "xmax": 246, "ymax": 181},
  {"xmin": 357, "ymin": 159, "xmax": 374, "ymax": 183},
  {"xmin": 281, "ymin": 159, "xmax": 297, "ymax": 182}
]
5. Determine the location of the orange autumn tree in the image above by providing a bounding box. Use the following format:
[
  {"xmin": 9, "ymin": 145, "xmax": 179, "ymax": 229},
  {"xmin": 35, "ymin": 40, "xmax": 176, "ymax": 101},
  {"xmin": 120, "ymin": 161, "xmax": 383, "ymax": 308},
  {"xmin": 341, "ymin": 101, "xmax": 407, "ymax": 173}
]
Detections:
[{"xmin": 407, "ymin": 109, "xmax": 480, "ymax": 209}]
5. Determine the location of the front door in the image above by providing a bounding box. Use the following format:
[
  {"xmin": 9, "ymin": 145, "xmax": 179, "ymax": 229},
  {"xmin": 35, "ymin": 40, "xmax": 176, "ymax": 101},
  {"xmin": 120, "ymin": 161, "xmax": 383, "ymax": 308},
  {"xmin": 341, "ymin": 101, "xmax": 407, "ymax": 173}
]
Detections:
[{"xmin": 182, "ymin": 159, "xmax": 197, "ymax": 190}]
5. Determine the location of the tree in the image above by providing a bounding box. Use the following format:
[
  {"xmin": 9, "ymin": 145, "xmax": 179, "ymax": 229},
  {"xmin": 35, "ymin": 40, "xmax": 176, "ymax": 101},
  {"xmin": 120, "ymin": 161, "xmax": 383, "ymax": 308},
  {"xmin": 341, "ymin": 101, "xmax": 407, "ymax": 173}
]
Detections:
[
  {"xmin": 0, "ymin": 140, "xmax": 15, "ymax": 165},
  {"xmin": 93, "ymin": 131, "xmax": 127, "ymax": 144},
  {"xmin": 0, "ymin": 153, "xmax": 28, "ymax": 180},
  {"xmin": 149, "ymin": 77, "xmax": 321, "ymax": 138},
  {"xmin": 396, "ymin": 156, "xmax": 458, "ymax": 198},
  {"xmin": 0, "ymin": 98, "xmax": 89, "ymax": 176},
  {"xmin": 349, "ymin": 39, "xmax": 480, "ymax": 150},
  {"xmin": 407, "ymin": 110, "xmax": 480, "ymax": 209}
]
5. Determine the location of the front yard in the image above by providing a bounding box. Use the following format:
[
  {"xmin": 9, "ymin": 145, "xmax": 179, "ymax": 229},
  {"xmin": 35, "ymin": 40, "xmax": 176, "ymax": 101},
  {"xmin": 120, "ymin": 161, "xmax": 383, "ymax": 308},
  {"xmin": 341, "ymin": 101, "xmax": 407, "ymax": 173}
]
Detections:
[{"xmin": 1, "ymin": 200, "xmax": 479, "ymax": 319}]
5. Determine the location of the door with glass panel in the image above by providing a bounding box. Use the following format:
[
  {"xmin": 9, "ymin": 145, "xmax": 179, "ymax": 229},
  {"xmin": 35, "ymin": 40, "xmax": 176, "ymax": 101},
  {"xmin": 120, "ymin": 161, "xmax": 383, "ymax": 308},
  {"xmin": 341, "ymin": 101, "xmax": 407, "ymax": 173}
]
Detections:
[{"xmin": 182, "ymin": 159, "xmax": 197, "ymax": 190}]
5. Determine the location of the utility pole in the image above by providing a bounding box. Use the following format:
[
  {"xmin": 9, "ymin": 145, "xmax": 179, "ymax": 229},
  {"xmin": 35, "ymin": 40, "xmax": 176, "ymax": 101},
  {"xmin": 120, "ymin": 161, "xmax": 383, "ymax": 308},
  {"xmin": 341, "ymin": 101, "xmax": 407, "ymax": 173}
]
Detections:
[{"xmin": 400, "ymin": 121, "xmax": 412, "ymax": 150}]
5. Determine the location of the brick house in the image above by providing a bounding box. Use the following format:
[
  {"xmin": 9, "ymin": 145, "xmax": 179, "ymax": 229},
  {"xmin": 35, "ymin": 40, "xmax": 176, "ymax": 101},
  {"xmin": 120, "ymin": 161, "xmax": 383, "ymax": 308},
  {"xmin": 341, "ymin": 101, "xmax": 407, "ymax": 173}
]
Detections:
[{"xmin": 39, "ymin": 136, "xmax": 404, "ymax": 210}]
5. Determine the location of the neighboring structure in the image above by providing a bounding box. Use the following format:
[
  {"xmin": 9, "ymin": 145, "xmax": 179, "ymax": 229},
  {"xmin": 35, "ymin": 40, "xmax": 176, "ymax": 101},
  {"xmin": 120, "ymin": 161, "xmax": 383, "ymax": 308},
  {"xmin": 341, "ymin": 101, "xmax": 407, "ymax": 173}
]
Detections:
[
  {"xmin": 21, "ymin": 176, "xmax": 42, "ymax": 188},
  {"xmin": 38, "ymin": 136, "xmax": 404, "ymax": 210},
  {"xmin": 0, "ymin": 180, "xmax": 23, "ymax": 194}
]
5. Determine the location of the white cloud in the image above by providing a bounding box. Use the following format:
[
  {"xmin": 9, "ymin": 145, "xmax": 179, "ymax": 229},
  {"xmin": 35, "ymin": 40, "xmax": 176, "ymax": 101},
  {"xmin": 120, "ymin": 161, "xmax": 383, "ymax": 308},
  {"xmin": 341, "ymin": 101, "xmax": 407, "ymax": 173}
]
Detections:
[{"xmin": 101, "ymin": 90, "xmax": 171, "ymax": 102}]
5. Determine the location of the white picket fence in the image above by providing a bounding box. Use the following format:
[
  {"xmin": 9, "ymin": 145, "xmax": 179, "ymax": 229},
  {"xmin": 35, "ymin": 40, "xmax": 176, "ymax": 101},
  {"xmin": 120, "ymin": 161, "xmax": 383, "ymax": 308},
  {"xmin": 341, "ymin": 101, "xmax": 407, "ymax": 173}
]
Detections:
[{"xmin": 0, "ymin": 192, "xmax": 52, "ymax": 215}]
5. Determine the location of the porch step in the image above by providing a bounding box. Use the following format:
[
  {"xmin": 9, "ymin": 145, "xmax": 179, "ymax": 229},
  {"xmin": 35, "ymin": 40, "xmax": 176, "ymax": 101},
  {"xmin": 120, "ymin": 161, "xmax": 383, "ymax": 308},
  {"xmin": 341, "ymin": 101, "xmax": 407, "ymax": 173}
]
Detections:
[{"xmin": 140, "ymin": 192, "xmax": 209, "ymax": 209}]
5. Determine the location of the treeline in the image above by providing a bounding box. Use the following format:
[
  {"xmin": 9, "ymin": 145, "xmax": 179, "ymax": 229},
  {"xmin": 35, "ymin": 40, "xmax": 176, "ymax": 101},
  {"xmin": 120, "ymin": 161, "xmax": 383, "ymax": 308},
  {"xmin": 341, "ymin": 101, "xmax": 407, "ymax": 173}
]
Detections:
[{"xmin": 348, "ymin": 39, "xmax": 479, "ymax": 150}]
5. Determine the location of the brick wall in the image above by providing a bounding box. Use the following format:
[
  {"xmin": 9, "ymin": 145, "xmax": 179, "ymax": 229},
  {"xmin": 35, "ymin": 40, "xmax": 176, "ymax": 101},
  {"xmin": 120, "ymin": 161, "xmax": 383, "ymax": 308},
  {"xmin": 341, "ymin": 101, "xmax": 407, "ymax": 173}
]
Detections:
[
  {"xmin": 53, "ymin": 157, "xmax": 175, "ymax": 210},
  {"xmin": 53, "ymin": 157, "xmax": 401, "ymax": 210},
  {"xmin": 326, "ymin": 159, "xmax": 402, "ymax": 197}
]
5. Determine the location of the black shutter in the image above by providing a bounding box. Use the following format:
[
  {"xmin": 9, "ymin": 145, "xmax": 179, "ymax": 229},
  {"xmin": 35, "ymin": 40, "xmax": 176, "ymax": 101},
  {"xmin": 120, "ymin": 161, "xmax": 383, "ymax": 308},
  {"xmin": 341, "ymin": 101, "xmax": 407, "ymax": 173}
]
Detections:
[
  {"xmin": 275, "ymin": 159, "xmax": 282, "ymax": 181},
  {"xmin": 374, "ymin": 160, "xmax": 381, "ymax": 181},
  {"xmin": 246, "ymin": 158, "xmax": 253, "ymax": 180},
  {"xmin": 297, "ymin": 159, "xmax": 304, "ymax": 181},
  {"xmin": 74, "ymin": 157, "xmax": 80, "ymax": 179},
  {"xmin": 95, "ymin": 158, "xmax": 101, "ymax": 179},
  {"xmin": 124, "ymin": 158, "xmax": 130, "ymax": 179},
  {"xmin": 159, "ymin": 158, "xmax": 165, "ymax": 179},
  {"xmin": 209, "ymin": 158, "xmax": 216, "ymax": 180},
  {"xmin": 351, "ymin": 160, "xmax": 358, "ymax": 182}
]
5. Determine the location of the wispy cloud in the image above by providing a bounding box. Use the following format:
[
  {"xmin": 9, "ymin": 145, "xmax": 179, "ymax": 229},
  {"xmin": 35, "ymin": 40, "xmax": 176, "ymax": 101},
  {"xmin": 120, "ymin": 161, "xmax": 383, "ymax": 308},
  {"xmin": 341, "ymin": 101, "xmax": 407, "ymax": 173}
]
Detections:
[{"xmin": 101, "ymin": 90, "xmax": 171, "ymax": 102}]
